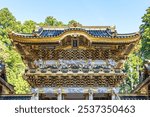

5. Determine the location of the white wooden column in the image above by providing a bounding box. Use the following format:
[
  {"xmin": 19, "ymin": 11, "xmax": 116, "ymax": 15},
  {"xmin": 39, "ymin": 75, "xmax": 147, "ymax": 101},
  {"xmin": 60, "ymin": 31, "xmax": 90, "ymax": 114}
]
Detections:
[
  {"xmin": 31, "ymin": 88, "xmax": 39, "ymax": 100},
  {"xmin": 57, "ymin": 88, "xmax": 62, "ymax": 100},
  {"xmin": 88, "ymin": 89, "xmax": 93, "ymax": 100},
  {"xmin": 31, "ymin": 92, "xmax": 39, "ymax": 100}
]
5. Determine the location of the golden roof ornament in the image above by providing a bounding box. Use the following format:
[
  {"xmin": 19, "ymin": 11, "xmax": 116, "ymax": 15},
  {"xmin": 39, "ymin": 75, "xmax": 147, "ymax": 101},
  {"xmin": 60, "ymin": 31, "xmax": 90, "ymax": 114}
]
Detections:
[{"xmin": 68, "ymin": 22, "xmax": 82, "ymax": 28}]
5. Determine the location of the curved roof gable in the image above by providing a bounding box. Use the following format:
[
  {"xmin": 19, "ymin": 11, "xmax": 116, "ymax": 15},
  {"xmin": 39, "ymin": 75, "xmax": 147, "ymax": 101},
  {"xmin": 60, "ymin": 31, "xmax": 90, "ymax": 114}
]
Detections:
[{"xmin": 8, "ymin": 25, "xmax": 140, "ymax": 44}]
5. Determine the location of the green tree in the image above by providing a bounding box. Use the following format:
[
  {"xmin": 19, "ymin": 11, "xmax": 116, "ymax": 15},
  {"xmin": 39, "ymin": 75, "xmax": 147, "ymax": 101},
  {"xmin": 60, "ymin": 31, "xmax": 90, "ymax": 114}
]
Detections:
[
  {"xmin": 22, "ymin": 20, "xmax": 36, "ymax": 33},
  {"xmin": 0, "ymin": 8, "xmax": 16, "ymax": 29},
  {"xmin": 44, "ymin": 16, "xmax": 64, "ymax": 26},
  {"xmin": 120, "ymin": 52, "xmax": 143, "ymax": 93},
  {"xmin": 56, "ymin": 21, "xmax": 64, "ymax": 26},
  {"xmin": 68, "ymin": 20, "xmax": 78, "ymax": 25},
  {"xmin": 0, "ymin": 8, "xmax": 30, "ymax": 94},
  {"xmin": 44, "ymin": 16, "xmax": 58, "ymax": 26},
  {"xmin": 140, "ymin": 7, "xmax": 150, "ymax": 59}
]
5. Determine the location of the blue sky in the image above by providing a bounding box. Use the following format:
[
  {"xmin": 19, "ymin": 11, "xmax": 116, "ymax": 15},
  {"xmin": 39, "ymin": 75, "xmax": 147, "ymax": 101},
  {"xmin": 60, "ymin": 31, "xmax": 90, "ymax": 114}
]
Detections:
[{"xmin": 0, "ymin": 0, "xmax": 149, "ymax": 33}]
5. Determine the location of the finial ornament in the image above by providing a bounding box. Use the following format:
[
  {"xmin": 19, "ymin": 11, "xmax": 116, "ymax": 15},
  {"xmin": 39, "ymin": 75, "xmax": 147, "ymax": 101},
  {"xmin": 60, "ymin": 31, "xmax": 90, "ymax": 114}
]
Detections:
[{"xmin": 68, "ymin": 22, "xmax": 82, "ymax": 28}]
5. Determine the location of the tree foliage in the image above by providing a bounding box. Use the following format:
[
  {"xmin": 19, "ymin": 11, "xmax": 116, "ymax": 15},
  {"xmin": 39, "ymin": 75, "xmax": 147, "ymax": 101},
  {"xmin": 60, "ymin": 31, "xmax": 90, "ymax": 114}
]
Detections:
[
  {"xmin": 119, "ymin": 52, "xmax": 143, "ymax": 93},
  {"xmin": 22, "ymin": 20, "xmax": 36, "ymax": 33},
  {"xmin": 0, "ymin": 8, "xmax": 30, "ymax": 94},
  {"xmin": 44, "ymin": 16, "xmax": 64, "ymax": 26},
  {"xmin": 140, "ymin": 7, "xmax": 150, "ymax": 59},
  {"xmin": 0, "ymin": 8, "xmax": 16, "ymax": 29},
  {"xmin": 68, "ymin": 20, "xmax": 81, "ymax": 26}
]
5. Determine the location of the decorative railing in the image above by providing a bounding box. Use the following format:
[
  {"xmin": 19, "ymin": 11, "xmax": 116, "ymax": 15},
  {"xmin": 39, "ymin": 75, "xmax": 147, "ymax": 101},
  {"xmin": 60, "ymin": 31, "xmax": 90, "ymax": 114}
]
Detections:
[{"xmin": 26, "ymin": 67, "xmax": 124, "ymax": 74}]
